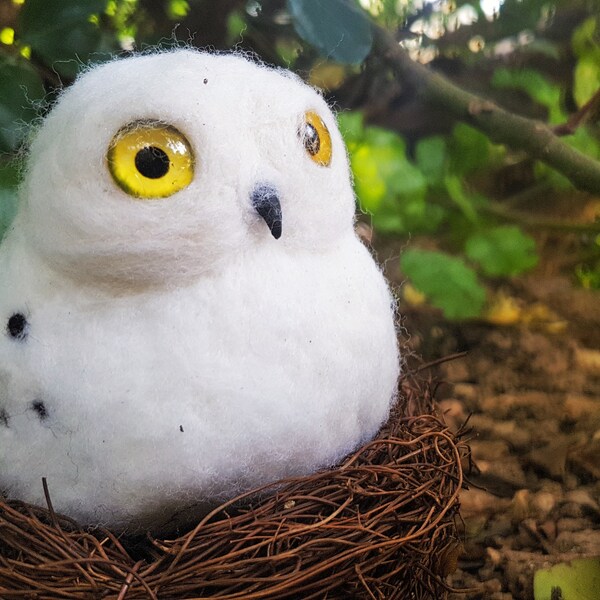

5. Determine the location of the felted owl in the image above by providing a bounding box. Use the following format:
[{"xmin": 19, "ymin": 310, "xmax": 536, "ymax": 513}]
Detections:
[{"xmin": 0, "ymin": 50, "xmax": 399, "ymax": 531}]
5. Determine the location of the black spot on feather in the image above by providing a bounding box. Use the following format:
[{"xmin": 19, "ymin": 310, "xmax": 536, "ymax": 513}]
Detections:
[
  {"xmin": 31, "ymin": 400, "xmax": 48, "ymax": 421},
  {"xmin": 7, "ymin": 313, "xmax": 28, "ymax": 340}
]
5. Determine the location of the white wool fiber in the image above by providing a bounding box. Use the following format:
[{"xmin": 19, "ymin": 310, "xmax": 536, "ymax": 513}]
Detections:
[{"xmin": 0, "ymin": 50, "xmax": 399, "ymax": 531}]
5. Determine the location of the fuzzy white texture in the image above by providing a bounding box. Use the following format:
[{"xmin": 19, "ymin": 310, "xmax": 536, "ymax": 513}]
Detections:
[{"xmin": 0, "ymin": 50, "xmax": 400, "ymax": 530}]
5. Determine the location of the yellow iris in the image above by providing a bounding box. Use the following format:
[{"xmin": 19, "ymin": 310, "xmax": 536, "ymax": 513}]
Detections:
[
  {"xmin": 300, "ymin": 111, "xmax": 332, "ymax": 167},
  {"xmin": 107, "ymin": 121, "xmax": 194, "ymax": 198}
]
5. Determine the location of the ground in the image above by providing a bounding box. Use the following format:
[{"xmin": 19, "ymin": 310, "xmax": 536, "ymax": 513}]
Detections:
[{"xmin": 377, "ymin": 239, "xmax": 600, "ymax": 599}]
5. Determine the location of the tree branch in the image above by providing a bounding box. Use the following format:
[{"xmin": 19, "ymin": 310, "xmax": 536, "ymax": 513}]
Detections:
[
  {"xmin": 483, "ymin": 201, "xmax": 600, "ymax": 233},
  {"xmin": 373, "ymin": 28, "xmax": 600, "ymax": 196}
]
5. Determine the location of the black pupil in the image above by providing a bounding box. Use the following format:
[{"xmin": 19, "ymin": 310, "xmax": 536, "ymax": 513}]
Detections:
[
  {"xmin": 303, "ymin": 123, "xmax": 320, "ymax": 155},
  {"xmin": 135, "ymin": 146, "xmax": 170, "ymax": 179}
]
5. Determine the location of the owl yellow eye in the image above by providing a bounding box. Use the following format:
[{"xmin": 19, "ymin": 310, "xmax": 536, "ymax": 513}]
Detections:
[
  {"xmin": 299, "ymin": 111, "xmax": 332, "ymax": 167},
  {"xmin": 107, "ymin": 121, "xmax": 194, "ymax": 198}
]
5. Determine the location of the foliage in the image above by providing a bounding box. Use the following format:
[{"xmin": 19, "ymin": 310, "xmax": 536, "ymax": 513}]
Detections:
[
  {"xmin": 400, "ymin": 249, "xmax": 486, "ymax": 319},
  {"xmin": 0, "ymin": 0, "xmax": 598, "ymax": 317},
  {"xmin": 572, "ymin": 16, "xmax": 600, "ymax": 108},
  {"xmin": 18, "ymin": 0, "xmax": 111, "ymax": 78},
  {"xmin": 534, "ymin": 557, "xmax": 600, "ymax": 600},
  {"xmin": 0, "ymin": 56, "xmax": 44, "ymax": 151},
  {"xmin": 339, "ymin": 112, "xmax": 435, "ymax": 234},
  {"xmin": 338, "ymin": 111, "xmax": 543, "ymax": 318},
  {"xmin": 287, "ymin": 0, "xmax": 372, "ymax": 64},
  {"xmin": 465, "ymin": 226, "xmax": 538, "ymax": 277},
  {"xmin": 0, "ymin": 0, "xmax": 113, "ymax": 155},
  {"xmin": 491, "ymin": 67, "xmax": 564, "ymax": 124}
]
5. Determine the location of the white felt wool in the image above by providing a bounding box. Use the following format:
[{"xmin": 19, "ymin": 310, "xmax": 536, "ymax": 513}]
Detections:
[{"xmin": 0, "ymin": 50, "xmax": 400, "ymax": 530}]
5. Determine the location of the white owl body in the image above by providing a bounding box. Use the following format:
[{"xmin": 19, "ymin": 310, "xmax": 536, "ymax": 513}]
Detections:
[{"xmin": 0, "ymin": 50, "xmax": 399, "ymax": 529}]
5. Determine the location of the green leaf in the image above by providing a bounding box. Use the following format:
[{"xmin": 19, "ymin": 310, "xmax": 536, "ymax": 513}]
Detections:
[
  {"xmin": 287, "ymin": 0, "xmax": 372, "ymax": 64},
  {"xmin": 0, "ymin": 160, "xmax": 20, "ymax": 239},
  {"xmin": 346, "ymin": 123, "xmax": 435, "ymax": 233},
  {"xmin": 465, "ymin": 226, "xmax": 538, "ymax": 277},
  {"xmin": 372, "ymin": 212, "xmax": 405, "ymax": 234},
  {"xmin": 371, "ymin": 195, "xmax": 444, "ymax": 235},
  {"xmin": 444, "ymin": 175, "xmax": 478, "ymax": 223},
  {"xmin": 362, "ymin": 126, "xmax": 405, "ymax": 150},
  {"xmin": 18, "ymin": 0, "xmax": 109, "ymax": 77},
  {"xmin": 337, "ymin": 111, "xmax": 364, "ymax": 146},
  {"xmin": 572, "ymin": 16, "xmax": 600, "ymax": 60},
  {"xmin": 226, "ymin": 11, "xmax": 246, "ymax": 45},
  {"xmin": 275, "ymin": 39, "xmax": 303, "ymax": 67},
  {"xmin": 576, "ymin": 264, "xmax": 600, "ymax": 290},
  {"xmin": 449, "ymin": 123, "xmax": 491, "ymax": 175},
  {"xmin": 534, "ymin": 161, "xmax": 573, "ymax": 190},
  {"xmin": 492, "ymin": 67, "xmax": 564, "ymax": 123},
  {"xmin": 415, "ymin": 135, "xmax": 446, "ymax": 186},
  {"xmin": 351, "ymin": 145, "xmax": 388, "ymax": 211},
  {"xmin": 574, "ymin": 57, "xmax": 600, "ymax": 108},
  {"xmin": 534, "ymin": 558, "xmax": 600, "ymax": 600},
  {"xmin": 350, "ymin": 131, "xmax": 426, "ymax": 214},
  {"xmin": 167, "ymin": 0, "xmax": 190, "ymax": 19},
  {"xmin": 0, "ymin": 57, "xmax": 45, "ymax": 153},
  {"xmin": 565, "ymin": 127, "xmax": 600, "ymax": 160},
  {"xmin": 400, "ymin": 249, "xmax": 486, "ymax": 319}
]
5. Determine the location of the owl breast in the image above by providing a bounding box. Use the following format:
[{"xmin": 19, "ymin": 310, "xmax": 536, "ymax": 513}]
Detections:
[{"xmin": 0, "ymin": 234, "xmax": 398, "ymax": 529}]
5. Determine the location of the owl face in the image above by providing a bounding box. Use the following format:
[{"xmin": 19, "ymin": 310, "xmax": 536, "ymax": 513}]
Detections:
[{"xmin": 18, "ymin": 50, "xmax": 356, "ymax": 287}]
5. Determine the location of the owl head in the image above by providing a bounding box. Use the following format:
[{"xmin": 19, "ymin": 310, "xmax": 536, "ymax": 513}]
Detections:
[{"xmin": 16, "ymin": 50, "xmax": 356, "ymax": 287}]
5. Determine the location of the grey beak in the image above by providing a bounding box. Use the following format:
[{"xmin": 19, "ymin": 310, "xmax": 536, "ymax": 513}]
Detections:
[{"xmin": 251, "ymin": 184, "xmax": 282, "ymax": 240}]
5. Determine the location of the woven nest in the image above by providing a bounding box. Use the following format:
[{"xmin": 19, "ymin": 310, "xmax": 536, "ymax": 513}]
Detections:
[{"xmin": 0, "ymin": 362, "xmax": 469, "ymax": 599}]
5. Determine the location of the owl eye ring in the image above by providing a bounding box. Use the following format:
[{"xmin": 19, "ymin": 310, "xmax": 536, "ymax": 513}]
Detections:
[
  {"xmin": 107, "ymin": 120, "xmax": 195, "ymax": 199},
  {"xmin": 299, "ymin": 111, "xmax": 332, "ymax": 167}
]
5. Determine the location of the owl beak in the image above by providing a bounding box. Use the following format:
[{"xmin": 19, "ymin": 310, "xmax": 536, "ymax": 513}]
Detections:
[{"xmin": 251, "ymin": 184, "xmax": 282, "ymax": 240}]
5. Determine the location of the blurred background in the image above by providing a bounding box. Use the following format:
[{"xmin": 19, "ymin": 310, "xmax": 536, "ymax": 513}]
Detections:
[{"xmin": 0, "ymin": 1, "xmax": 599, "ymax": 598}]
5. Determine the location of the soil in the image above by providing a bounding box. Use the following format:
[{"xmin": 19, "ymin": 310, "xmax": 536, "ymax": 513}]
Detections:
[{"xmin": 377, "ymin": 242, "xmax": 600, "ymax": 600}]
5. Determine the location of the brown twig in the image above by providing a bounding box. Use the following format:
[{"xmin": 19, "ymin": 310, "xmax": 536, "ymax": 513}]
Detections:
[{"xmin": 553, "ymin": 88, "xmax": 600, "ymax": 136}]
